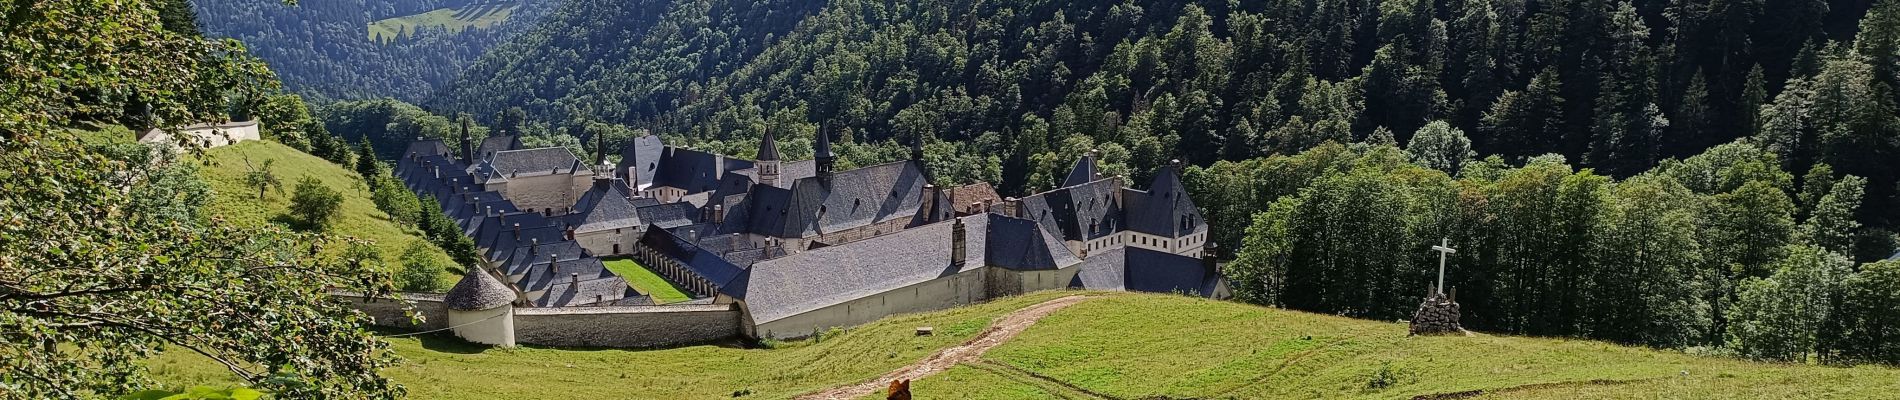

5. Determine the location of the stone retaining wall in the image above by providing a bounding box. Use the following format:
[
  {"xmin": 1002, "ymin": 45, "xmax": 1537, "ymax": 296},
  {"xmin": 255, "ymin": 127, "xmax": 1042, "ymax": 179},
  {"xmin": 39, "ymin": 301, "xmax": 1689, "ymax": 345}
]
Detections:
[
  {"xmin": 337, "ymin": 291, "xmax": 448, "ymax": 332},
  {"xmin": 513, "ymin": 304, "xmax": 741, "ymax": 348},
  {"xmin": 334, "ymin": 291, "xmax": 742, "ymax": 348}
]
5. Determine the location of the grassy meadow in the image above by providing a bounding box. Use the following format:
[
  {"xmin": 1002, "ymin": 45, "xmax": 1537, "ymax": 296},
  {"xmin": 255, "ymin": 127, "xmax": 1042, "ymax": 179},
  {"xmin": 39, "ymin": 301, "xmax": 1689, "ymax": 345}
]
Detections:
[
  {"xmin": 147, "ymin": 291, "xmax": 1900, "ymax": 399},
  {"xmin": 195, "ymin": 140, "xmax": 456, "ymax": 284},
  {"xmin": 602, "ymin": 257, "xmax": 695, "ymax": 304},
  {"xmin": 367, "ymin": 1, "xmax": 519, "ymax": 42}
]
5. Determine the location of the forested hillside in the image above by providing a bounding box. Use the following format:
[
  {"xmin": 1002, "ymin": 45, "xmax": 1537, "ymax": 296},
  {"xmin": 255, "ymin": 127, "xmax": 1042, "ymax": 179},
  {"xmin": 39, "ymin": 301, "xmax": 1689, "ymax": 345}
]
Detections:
[
  {"xmin": 192, "ymin": 0, "xmax": 558, "ymax": 101},
  {"xmin": 433, "ymin": 0, "xmax": 1899, "ymax": 239}
]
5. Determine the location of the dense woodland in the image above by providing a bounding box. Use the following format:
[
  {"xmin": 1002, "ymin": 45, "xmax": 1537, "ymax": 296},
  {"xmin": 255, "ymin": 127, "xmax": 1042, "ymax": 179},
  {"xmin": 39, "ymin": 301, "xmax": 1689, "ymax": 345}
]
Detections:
[
  {"xmin": 191, "ymin": 0, "xmax": 555, "ymax": 102},
  {"xmin": 418, "ymin": 0, "xmax": 1900, "ymax": 364}
]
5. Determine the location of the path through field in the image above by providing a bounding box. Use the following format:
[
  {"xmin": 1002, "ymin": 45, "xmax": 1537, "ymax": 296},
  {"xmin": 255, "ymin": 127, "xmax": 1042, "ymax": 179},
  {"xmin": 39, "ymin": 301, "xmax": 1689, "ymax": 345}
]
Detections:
[{"xmin": 793, "ymin": 295, "xmax": 1096, "ymax": 400}]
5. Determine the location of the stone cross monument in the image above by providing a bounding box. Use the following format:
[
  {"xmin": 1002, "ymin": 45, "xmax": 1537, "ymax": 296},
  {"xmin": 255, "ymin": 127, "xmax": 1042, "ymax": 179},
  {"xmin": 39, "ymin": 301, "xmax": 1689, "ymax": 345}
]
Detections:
[{"xmin": 1411, "ymin": 238, "xmax": 1464, "ymax": 336}]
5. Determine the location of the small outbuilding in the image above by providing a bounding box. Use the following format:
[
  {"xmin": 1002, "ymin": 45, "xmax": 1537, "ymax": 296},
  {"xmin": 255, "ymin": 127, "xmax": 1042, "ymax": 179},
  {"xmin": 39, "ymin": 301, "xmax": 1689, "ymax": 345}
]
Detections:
[{"xmin": 444, "ymin": 266, "xmax": 517, "ymax": 347}]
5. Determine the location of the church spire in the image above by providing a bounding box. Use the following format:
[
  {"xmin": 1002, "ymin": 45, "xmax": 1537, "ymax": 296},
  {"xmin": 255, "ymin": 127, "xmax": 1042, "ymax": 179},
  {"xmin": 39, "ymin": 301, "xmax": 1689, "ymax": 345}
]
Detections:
[
  {"xmin": 757, "ymin": 128, "xmax": 781, "ymax": 161},
  {"xmin": 459, "ymin": 114, "xmax": 473, "ymax": 164},
  {"xmin": 815, "ymin": 124, "xmax": 836, "ymax": 183}
]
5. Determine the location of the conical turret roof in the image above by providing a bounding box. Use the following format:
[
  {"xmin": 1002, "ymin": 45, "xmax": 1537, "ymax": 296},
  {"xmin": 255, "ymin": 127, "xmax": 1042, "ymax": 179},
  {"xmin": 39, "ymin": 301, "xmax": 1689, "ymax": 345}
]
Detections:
[{"xmin": 444, "ymin": 266, "xmax": 515, "ymax": 311}]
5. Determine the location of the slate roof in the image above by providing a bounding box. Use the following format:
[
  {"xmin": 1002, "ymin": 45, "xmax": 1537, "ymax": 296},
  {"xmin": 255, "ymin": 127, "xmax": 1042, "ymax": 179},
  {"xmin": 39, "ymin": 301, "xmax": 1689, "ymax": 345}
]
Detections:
[
  {"xmin": 444, "ymin": 267, "xmax": 515, "ymax": 311},
  {"xmin": 1071, "ymin": 246, "xmax": 1129, "ymax": 290},
  {"xmin": 476, "ymin": 136, "xmax": 522, "ymax": 160},
  {"xmin": 984, "ymin": 214, "xmax": 1082, "ymax": 271},
  {"xmin": 1123, "ymin": 247, "xmax": 1221, "ymax": 297},
  {"xmin": 474, "ymin": 147, "xmax": 582, "ymax": 183},
  {"xmin": 1124, "ymin": 166, "xmax": 1206, "ymax": 238},
  {"xmin": 1016, "ymin": 178, "xmax": 1124, "ymax": 243},
  {"xmin": 757, "ymin": 130, "xmax": 781, "ymax": 161},
  {"xmin": 739, "ymin": 214, "xmax": 1082, "ymax": 325},
  {"xmin": 740, "ymin": 160, "xmax": 929, "ymax": 238},
  {"xmin": 534, "ymin": 276, "xmax": 636, "ymax": 307},
  {"xmin": 650, "ymin": 147, "xmax": 753, "ymax": 194},
  {"xmin": 617, "ymin": 135, "xmax": 665, "ymax": 187},
  {"xmin": 497, "ymin": 240, "xmax": 589, "ymax": 277},
  {"xmin": 636, "ymin": 202, "xmax": 699, "ymax": 230},
  {"xmin": 516, "ymin": 257, "xmax": 612, "ymax": 293},
  {"xmin": 401, "ymin": 139, "xmax": 453, "ymax": 160},
  {"xmin": 569, "ymin": 181, "xmax": 642, "ymax": 233},
  {"xmin": 1063, "ymin": 152, "xmax": 1099, "ymax": 187},
  {"xmin": 1068, "ymin": 247, "xmax": 1221, "ymax": 297},
  {"xmin": 637, "ymin": 228, "xmax": 749, "ymax": 297}
]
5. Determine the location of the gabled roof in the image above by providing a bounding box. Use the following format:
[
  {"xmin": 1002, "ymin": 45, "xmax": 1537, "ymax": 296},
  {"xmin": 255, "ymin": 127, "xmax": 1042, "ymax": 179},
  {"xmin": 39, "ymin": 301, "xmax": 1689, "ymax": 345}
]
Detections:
[
  {"xmin": 739, "ymin": 214, "xmax": 1083, "ymax": 326},
  {"xmin": 1017, "ymin": 178, "xmax": 1124, "ymax": 243},
  {"xmin": 1071, "ymin": 246, "xmax": 1129, "ymax": 290},
  {"xmin": 402, "ymin": 139, "xmax": 453, "ymax": 160},
  {"xmin": 445, "ymin": 267, "xmax": 515, "ymax": 311},
  {"xmin": 516, "ymin": 257, "xmax": 612, "ymax": 293},
  {"xmin": 636, "ymin": 202, "xmax": 698, "ymax": 230},
  {"xmin": 474, "ymin": 147, "xmax": 582, "ymax": 183},
  {"xmin": 650, "ymin": 147, "xmax": 753, "ymax": 194},
  {"xmin": 1124, "ymin": 166, "xmax": 1205, "ymax": 238},
  {"xmin": 534, "ymin": 276, "xmax": 635, "ymax": 307},
  {"xmin": 983, "ymin": 214, "xmax": 1083, "ymax": 271},
  {"xmin": 740, "ymin": 215, "xmax": 987, "ymax": 325},
  {"xmin": 476, "ymin": 135, "xmax": 522, "ymax": 160},
  {"xmin": 948, "ymin": 182, "xmax": 1001, "ymax": 211},
  {"xmin": 1063, "ymin": 153, "xmax": 1099, "ymax": 188},
  {"xmin": 617, "ymin": 135, "xmax": 666, "ymax": 186},
  {"xmin": 743, "ymin": 160, "xmax": 929, "ymax": 238},
  {"xmin": 569, "ymin": 182, "xmax": 642, "ymax": 233},
  {"xmin": 1123, "ymin": 247, "xmax": 1220, "ymax": 297},
  {"xmin": 497, "ymin": 240, "xmax": 589, "ymax": 277}
]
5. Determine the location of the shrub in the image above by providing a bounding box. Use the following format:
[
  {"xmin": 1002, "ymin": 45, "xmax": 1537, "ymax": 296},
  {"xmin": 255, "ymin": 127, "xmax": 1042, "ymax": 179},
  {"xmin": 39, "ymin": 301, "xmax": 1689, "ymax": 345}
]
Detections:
[
  {"xmin": 289, "ymin": 176, "xmax": 344, "ymax": 230},
  {"xmin": 397, "ymin": 241, "xmax": 445, "ymax": 292}
]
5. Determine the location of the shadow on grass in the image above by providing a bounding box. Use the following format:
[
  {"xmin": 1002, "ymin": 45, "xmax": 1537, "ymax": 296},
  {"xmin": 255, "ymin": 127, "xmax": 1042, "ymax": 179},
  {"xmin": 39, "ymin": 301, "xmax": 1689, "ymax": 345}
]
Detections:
[{"xmin": 369, "ymin": 327, "xmax": 493, "ymax": 354}]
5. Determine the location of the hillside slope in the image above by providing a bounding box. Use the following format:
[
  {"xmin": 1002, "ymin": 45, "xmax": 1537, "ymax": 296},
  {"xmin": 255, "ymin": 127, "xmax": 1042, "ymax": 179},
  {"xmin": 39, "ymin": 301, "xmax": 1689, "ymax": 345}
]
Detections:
[
  {"xmin": 148, "ymin": 292, "xmax": 1898, "ymax": 399},
  {"xmin": 194, "ymin": 140, "xmax": 453, "ymax": 279},
  {"xmin": 192, "ymin": 0, "xmax": 558, "ymax": 101}
]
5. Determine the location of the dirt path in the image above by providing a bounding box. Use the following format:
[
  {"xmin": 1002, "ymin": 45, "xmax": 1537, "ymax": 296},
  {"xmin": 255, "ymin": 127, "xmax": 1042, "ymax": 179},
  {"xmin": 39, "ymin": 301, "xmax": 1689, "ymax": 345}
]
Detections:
[{"xmin": 793, "ymin": 295, "xmax": 1096, "ymax": 400}]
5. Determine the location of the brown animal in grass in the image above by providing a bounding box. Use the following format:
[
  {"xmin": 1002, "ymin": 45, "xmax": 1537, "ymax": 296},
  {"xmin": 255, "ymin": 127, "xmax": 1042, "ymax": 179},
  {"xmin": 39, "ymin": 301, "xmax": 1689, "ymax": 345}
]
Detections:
[{"xmin": 887, "ymin": 379, "xmax": 911, "ymax": 400}]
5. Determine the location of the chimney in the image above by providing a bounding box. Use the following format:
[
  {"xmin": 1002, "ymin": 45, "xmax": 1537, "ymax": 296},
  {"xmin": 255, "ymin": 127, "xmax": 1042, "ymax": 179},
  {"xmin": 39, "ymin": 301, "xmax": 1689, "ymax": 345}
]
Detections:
[
  {"xmin": 712, "ymin": 204, "xmax": 725, "ymax": 224},
  {"xmin": 950, "ymin": 217, "xmax": 967, "ymax": 268},
  {"xmin": 547, "ymin": 254, "xmax": 558, "ymax": 275},
  {"xmin": 512, "ymin": 223, "xmax": 521, "ymax": 239},
  {"xmin": 530, "ymin": 238, "xmax": 540, "ymax": 254},
  {"xmin": 1003, "ymin": 197, "xmax": 1020, "ymax": 218},
  {"xmin": 923, "ymin": 184, "xmax": 938, "ymax": 221},
  {"xmin": 570, "ymin": 272, "xmax": 579, "ymax": 287}
]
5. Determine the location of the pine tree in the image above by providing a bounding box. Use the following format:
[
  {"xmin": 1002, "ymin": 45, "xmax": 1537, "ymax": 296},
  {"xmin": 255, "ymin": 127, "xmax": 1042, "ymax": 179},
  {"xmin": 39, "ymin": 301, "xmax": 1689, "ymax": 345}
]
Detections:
[
  {"xmin": 1480, "ymin": 68, "xmax": 1566, "ymax": 158},
  {"xmin": 1587, "ymin": 2, "xmax": 1666, "ymax": 176}
]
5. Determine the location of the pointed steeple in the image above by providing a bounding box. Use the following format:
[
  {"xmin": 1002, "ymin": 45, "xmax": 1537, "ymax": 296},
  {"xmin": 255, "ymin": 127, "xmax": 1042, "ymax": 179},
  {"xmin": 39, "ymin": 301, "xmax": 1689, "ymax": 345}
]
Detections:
[
  {"xmin": 593, "ymin": 130, "xmax": 606, "ymax": 165},
  {"xmin": 459, "ymin": 115, "xmax": 473, "ymax": 165},
  {"xmin": 815, "ymin": 124, "xmax": 836, "ymax": 183},
  {"xmin": 1062, "ymin": 149, "xmax": 1099, "ymax": 188},
  {"xmin": 910, "ymin": 132, "xmax": 926, "ymax": 162},
  {"xmin": 757, "ymin": 129, "xmax": 781, "ymax": 161}
]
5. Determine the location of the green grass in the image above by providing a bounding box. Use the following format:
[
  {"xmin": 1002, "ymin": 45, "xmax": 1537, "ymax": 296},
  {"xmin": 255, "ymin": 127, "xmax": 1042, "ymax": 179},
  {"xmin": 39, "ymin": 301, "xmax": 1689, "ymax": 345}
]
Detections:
[
  {"xmin": 147, "ymin": 291, "xmax": 1900, "ymax": 399},
  {"xmin": 195, "ymin": 140, "xmax": 455, "ymax": 285},
  {"xmin": 601, "ymin": 257, "xmax": 694, "ymax": 304},
  {"xmin": 367, "ymin": 1, "xmax": 518, "ymax": 43}
]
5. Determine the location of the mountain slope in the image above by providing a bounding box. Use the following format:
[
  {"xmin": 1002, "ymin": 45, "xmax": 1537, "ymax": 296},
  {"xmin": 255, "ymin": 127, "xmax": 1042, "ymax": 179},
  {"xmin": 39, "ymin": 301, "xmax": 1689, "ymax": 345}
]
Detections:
[
  {"xmin": 147, "ymin": 292, "xmax": 1899, "ymax": 398},
  {"xmin": 193, "ymin": 0, "xmax": 558, "ymax": 101}
]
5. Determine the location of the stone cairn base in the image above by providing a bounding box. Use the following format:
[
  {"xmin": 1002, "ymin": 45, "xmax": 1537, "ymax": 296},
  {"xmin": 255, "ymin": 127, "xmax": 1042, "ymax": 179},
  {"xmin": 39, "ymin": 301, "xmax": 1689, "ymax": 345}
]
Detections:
[{"xmin": 1409, "ymin": 290, "xmax": 1464, "ymax": 336}]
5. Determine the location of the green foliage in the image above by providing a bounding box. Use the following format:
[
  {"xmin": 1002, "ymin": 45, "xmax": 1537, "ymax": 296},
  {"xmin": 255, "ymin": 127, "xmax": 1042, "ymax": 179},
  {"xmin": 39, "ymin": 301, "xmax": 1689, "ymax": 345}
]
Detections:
[
  {"xmin": 1832, "ymin": 260, "xmax": 1900, "ymax": 364},
  {"xmin": 398, "ymin": 241, "xmax": 447, "ymax": 292},
  {"xmin": 289, "ymin": 176, "xmax": 346, "ymax": 230},
  {"xmin": 1729, "ymin": 246, "xmax": 1852, "ymax": 362},
  {"xmin": 1801, "ymin": 174, "xmax": 1866, "ymax": 256},
  {"xmin": 242, "ymin": 158, "xmax": 284, "ymax": 200},
  {"xmin": 1, "ymin": 0, "xmax": 401, "ymax": 396},
  {"xmin": 1404, "ymin": 121, "xmax": 1474, "ymax": 174}
]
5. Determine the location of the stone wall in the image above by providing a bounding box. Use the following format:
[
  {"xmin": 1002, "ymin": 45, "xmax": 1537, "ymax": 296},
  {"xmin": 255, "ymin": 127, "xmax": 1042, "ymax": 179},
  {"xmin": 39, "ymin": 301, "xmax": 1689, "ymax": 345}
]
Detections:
[
  {"xmin": 336, "ymin": 291, "xmax": 448, "ymax": 332},
  {"xmin": 512, "ymin": 304, "xmax": 742, "ymax": 348}
]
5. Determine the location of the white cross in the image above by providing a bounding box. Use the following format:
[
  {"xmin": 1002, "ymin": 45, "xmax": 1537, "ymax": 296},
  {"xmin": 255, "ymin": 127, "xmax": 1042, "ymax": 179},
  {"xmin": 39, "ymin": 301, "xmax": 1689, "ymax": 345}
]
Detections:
[{"xmin": 1431, "ymin": 238, "xmax": 1457, "ymax": 295}]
